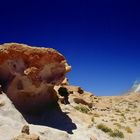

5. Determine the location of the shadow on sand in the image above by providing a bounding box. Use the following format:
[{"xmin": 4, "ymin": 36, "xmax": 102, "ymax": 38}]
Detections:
[{"xmin": 21, "ymin": 104, "xmax": 77, "ymax": 134}]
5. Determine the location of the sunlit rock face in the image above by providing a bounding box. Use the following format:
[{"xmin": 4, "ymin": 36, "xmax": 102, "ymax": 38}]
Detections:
[{"xmin": 0, "ymin": 43, "xmax": 71, "ymax": 112}]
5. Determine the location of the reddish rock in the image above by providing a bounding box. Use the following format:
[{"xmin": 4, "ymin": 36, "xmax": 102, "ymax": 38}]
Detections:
[{"xmin": 0, "ymin": 43, "xmax": 71, "ymax": 111}]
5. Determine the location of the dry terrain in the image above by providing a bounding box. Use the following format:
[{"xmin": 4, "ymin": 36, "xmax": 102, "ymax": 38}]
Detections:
[
  {"xmin": 0, "ymin": 86, "xmax": 140, "ymax": 140},
  {"xmin": 0, "ymin": 43, "xmax": 139, "ymax": 140}
]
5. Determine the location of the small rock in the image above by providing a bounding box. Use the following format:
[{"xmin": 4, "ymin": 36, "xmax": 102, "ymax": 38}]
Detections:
[
  {"xmin": 90, "ymin": 136, "xmax": 97, "ymax": 140},
  {"xmin": 12, "ymin": 133, "xmax": 40, "ymax": 140},
  {"xmin": 21, "ymin": 125, "xmax": 30, "ymax": 134},
  {"xmin": 0, "ymin": 101, "xmax": 5, "ymax": 107}
]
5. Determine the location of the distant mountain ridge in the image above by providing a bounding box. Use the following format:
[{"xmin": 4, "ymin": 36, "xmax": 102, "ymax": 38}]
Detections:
[{"xmin": 130, "ymin": 81, "xmax": 140, "ymax": 93}]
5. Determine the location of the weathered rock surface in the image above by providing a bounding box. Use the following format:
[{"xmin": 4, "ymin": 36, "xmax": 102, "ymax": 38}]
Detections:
[
  {"xmin": 2, "ymin": 43, "xmax": 139, "ymax": 140},
  {"xmin": 0, "ymin": 43, "xmax": 71, "ymax": 111},
  {"xmin": 13, "ymin": 125, "xmax": 40, "ymax": 140},
  {"xmin": 61, "ymin": 78, "xmax": 69, "ymax": 85},
  {"xmin": 62, "ymin": 85, "xmax": 84, "ymax": 94},
  {"xmin": 55, "ymin": 85, "xmax": 94, "ymax": 108},
  {"xmin": 2, "ymin": 87, "xmax": 140, "ymax": 140},
  {"xmin": 0, "ymin": 90, "xmax": 111, "ymax": 140},
  {"xmin": 21, "ymin": 125, "xmax": 30, "ymax": 135}
]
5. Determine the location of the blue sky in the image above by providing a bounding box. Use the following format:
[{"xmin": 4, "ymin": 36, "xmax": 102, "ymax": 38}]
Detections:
[{"xmin": 0, "ymin": 0, "xmax": 140, "ymax": 95}]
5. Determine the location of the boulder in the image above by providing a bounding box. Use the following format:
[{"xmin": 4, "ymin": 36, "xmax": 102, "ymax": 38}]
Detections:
[{"xmin": 0, "ymin": 43, "xmax": 71, "ymax": 111}]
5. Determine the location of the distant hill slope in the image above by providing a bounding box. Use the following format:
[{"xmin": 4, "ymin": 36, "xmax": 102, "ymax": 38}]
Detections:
[
  {"xmin": 125, "ymin": 82, "xmax": 140, "ymax": 95},
  {"xmin": 131, "ymin": 82, "xmax": 140, "ymax": 93}
]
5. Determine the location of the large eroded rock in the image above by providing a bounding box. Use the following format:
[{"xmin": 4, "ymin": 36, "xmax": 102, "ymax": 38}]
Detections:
[{"xmin": 0, "ymin": 43, "xmax": 71, "ymax": 111}]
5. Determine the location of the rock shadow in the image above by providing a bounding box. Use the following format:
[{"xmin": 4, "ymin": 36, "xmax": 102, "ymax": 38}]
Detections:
[{"xmin": 21, "ymin": 104, "xmax": 77, "ymax": 134}]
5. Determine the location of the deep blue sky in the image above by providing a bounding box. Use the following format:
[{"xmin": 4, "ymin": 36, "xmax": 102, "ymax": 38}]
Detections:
[{"xmin": 0, "ymin": 0, "xmax": 140, "ymax": 95}]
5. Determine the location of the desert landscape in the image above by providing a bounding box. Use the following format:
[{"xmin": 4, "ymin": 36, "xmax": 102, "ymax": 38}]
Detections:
[{"xmin": 0, "ymin": 43, "xmax": 140, "ymax": 140}]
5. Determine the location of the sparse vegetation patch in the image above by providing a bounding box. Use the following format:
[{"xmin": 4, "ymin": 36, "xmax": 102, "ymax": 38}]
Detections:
[
  {"xmin": 91, "ymin": 117, "xmax": 95, "ymax": 123},
  {"xmin": 96, "ymin": 123, "xmax": 113, "ymax": 133},
  {"xmin": 113, "ymin": 123, "xmax": 122, "ymax": 129},
  {"xmin": 74, "ymin": 105, "xmax": 90, "ymax": 114},
  {"xmin": 125, "ymin": 126, "xmax": 133, "ymax": 133},
  {"xmin": 109, "ymin": 129, "xmax": 124, "ymax": 138},
  {"xmin": 97, "ymin": 123, "xmax": 124, "ymax": 138}
]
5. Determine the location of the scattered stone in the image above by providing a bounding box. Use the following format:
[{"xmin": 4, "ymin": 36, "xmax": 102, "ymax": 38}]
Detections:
[
  {"xmin": 12, "ymin": 125, "xmax": 40, "ymax": 140},
  {"xmin": 90, "ymin": 136, "xmax": 97, "ymax": 140},
  {"xmin": 73, "ymin": 98, "xmax": 92, "ymax": 108},
  {"xmin": 12, "ymin": 133, "xmax": 40, "ymax": 140},
  {"xmin": 21, "ymin": 125, "xmax": 30, "ymax": 135},
  {"xmin": 0, "ymin": 101, "xmax": 5, "ymax": 107}
]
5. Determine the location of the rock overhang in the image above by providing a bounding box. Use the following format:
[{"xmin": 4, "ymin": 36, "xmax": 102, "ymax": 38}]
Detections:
[{"xmin": 0, "ymin": 43, "xmax": 71, "ymax": 112}]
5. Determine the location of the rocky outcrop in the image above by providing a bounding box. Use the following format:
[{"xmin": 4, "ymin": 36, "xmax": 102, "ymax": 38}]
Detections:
[
  {"xmin": 63, "ymin": 85, "xmax": 84, "ymax": 94},
  {"xmin": 61, "ymin": 78, "xmax": 69, "ymax": 85},
  {"xmin": 55, "ymin": 85, "xmax": 84, "ymax": 95},
  {"xmin": 0, "ymin": 85, "xmax": 112, "ymax": 140},
  {"xmin": 0, "ymin": 43, "xmax": 71, "ymax": 111},
  {"xmin": 55, "ymin": 85, "xmax": 94, "ymax": 108},
  {"xmin": 12, "ymin": 125, "xmax": 40, "ymax": 140}
]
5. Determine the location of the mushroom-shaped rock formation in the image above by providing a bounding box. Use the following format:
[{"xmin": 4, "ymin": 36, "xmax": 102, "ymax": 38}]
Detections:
[{"xmin": 0, "ymin": 43, "xmax": 71, "ymax": 112}]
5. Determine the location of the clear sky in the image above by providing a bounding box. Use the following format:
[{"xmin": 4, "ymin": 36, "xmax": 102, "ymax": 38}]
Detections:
[{"xmin": 0, "ymin": 0, "xmax": 140, "ymax": 96}]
